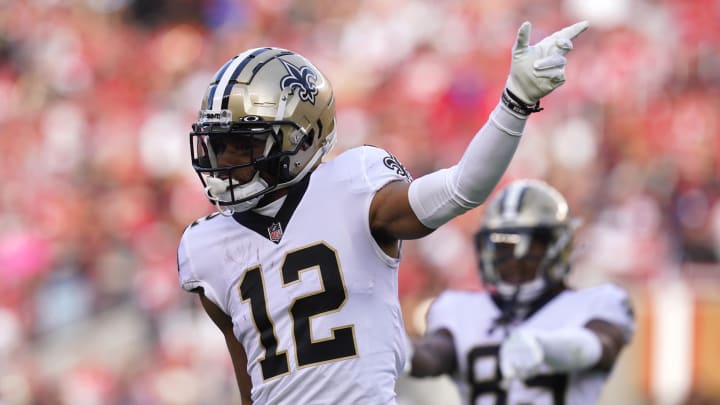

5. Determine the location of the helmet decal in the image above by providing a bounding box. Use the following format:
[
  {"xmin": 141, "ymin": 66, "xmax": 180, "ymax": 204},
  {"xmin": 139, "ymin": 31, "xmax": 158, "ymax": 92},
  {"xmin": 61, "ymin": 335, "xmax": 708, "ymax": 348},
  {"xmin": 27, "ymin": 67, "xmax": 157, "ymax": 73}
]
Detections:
[{"xmin": 279, "ymin": 59, "xmax": 318, "ymax": 105}]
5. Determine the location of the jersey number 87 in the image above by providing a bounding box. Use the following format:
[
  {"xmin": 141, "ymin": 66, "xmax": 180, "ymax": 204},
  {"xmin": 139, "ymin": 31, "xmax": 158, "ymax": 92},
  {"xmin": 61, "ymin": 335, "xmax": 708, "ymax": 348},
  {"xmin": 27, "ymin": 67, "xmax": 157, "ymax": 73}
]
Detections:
[{"xmin": 468, "ymin": 345, "xmax": 568, "ymax": 404}]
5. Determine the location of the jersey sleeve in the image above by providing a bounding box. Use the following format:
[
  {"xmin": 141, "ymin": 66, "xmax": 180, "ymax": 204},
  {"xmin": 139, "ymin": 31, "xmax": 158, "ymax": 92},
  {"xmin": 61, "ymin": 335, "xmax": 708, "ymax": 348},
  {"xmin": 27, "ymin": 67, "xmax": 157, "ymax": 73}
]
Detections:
[
  {"xmin": 177, "ymin": 228, "xmax": 226, "ymax": 312},
  {"xmin": 354, "ymin": 145, "xmax": 413, "ymax": 193},
  {"xmin": 588, "ymin": 284, "xmax": 636, "ymax": 342}
]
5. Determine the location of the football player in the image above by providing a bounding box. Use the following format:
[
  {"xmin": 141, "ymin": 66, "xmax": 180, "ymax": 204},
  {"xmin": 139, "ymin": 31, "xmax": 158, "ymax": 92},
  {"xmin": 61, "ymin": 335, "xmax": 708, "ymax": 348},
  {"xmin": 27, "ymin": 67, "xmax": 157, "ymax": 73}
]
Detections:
[
  {"xmin": 177, "ymin": 21, "xmax": 590, "ymax": 404},
  {"xmin": 408, "ymin": 179, "xmax": 635, "ymax": 404}
]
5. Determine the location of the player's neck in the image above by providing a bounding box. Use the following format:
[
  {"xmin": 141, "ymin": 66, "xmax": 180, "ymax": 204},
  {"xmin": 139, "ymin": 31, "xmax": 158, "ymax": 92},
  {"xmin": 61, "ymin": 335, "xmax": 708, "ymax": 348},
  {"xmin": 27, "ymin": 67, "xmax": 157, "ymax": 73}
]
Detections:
[{"xmin": 253, "ymin": 190, "xmax": 287, "ymax": 218}]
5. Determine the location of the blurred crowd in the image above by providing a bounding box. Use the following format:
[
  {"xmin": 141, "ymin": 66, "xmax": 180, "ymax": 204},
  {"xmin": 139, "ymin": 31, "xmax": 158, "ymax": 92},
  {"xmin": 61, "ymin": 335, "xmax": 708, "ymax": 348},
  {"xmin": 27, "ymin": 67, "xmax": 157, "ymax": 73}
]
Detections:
[{"xmin": 0, "ymin": 0, "xmax": 718, "ymax": 404}]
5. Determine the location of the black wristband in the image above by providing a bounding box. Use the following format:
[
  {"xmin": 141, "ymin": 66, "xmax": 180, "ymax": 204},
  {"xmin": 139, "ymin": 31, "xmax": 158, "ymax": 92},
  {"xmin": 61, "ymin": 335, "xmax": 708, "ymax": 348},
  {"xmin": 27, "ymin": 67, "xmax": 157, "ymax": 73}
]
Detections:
[{"xmin": 501, "ymin": 88, "xmax": 544, "ymax": 116}]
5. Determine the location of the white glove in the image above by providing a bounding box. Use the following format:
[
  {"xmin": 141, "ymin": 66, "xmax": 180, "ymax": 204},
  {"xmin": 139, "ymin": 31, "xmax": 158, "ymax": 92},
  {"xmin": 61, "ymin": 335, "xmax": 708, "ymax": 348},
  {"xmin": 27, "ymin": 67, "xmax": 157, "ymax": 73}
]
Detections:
[
  {"xmin": 506, "ymin": 20, "xmax": 590, "ymax": 105},
  {"xmin": 499, "ymin": 329, "xmax": 544, "ymax": 382},
  {"xmin": 500, "ymin": 326, "xmax": 603, "ymax": 385}
]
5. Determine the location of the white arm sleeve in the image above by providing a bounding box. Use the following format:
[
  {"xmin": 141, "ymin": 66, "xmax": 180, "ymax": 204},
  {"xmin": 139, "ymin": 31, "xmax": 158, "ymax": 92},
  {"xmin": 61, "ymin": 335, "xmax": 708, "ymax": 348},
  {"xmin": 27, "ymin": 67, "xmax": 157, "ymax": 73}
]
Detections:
[
  {"xmin": 536, "ymin": 327, "xmax": 603, "ymax": 372},
  {"xmin": 408, "ymin": 101, "xmax": 528, "ymax": 229}
]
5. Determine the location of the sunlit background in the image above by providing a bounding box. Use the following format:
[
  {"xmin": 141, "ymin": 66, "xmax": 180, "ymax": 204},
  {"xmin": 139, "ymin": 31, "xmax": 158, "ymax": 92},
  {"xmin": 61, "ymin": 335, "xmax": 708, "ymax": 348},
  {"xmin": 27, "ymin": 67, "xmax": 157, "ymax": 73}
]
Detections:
[{"xmin": 1, "ymin": 0, "xmax": 719, "ymax": 404}]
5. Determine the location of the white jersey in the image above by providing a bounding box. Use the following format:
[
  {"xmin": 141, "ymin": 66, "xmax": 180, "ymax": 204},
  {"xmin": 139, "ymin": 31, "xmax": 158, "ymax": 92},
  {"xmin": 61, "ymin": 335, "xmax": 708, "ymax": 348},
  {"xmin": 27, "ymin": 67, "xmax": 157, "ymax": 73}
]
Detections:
[
  {"xmin": 178, "ymin": 146, "xmax": 413, "ymax": 405},
  {"xmin": 426, "ymin": 285, "xmax": 634, "ymax": 405}
]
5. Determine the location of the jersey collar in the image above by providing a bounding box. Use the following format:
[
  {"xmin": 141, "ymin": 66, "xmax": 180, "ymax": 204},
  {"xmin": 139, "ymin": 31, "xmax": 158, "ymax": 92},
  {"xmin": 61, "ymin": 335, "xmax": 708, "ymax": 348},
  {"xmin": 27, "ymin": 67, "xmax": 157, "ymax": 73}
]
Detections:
[{"xmin": 232, "ymin": 173, "xmax": 312, "ymax": 243}]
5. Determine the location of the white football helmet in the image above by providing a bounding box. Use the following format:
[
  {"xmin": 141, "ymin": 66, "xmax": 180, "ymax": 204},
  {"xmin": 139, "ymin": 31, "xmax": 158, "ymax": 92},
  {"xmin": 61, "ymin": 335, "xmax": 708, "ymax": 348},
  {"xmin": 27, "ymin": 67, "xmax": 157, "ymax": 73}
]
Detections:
[
  {"xmin": 190, "ymin": 47, "xmax": 337, "ymax": 214},
  {"xmin": 474, "ymin": 179, "xmax": 580, "ymax": 306}
]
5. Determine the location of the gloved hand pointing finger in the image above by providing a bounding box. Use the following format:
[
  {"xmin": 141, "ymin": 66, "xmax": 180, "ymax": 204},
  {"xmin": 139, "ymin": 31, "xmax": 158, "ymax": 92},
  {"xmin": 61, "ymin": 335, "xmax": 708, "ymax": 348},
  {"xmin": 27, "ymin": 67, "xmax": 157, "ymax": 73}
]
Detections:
[{"xmin": 505, "ymin": 20, "xmax": 590, "ymax": 107}]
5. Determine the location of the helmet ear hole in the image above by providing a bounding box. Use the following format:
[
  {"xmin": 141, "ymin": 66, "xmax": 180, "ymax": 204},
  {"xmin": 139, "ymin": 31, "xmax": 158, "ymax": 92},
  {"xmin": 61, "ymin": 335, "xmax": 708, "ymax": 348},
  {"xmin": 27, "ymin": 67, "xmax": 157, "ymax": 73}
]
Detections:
[
  {"xmin": 316, "ymin": 119, "xmax": 324, "ymax": 140},
  {"xmin": 303, "ymin": 129, "xmax": 315, "ymax": 149}
]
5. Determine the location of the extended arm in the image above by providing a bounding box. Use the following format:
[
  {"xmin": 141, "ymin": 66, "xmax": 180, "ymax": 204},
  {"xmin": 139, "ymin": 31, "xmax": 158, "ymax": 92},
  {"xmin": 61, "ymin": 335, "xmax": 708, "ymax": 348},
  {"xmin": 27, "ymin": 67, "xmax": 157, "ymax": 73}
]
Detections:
[
  {"xmin": 370, "ymin": 103, "xmax": 525, "ymax": 242},
  {"xmin": 369, "ymin": 21, "xmax": 589, "ymax": 242},
  {"xmin": 199, "ymin": 291, "xmax": 253, "ymax": 404},
  {"xmin": 499, "ymin": 319, "xmax": 629, "ymax": 381}
]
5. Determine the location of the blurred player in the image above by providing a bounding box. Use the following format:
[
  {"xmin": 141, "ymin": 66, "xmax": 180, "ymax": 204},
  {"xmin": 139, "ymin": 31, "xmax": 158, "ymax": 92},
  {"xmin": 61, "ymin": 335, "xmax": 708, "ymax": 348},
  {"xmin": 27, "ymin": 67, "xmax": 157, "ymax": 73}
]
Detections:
[
  {"xmin": 177, "ymin": 21, "xmax": 590, "ymax": 404},
  {"xmin": 409, "ymin": 179, "xmax": 635, "ymax": 404}
]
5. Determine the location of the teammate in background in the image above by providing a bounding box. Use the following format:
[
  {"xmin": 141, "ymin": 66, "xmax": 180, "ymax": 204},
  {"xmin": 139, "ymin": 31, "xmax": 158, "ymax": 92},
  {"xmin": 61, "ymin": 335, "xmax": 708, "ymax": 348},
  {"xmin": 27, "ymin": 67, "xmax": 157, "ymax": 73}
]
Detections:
[
  {"xmin": 409, "ymin": 179, "xmax": 635, "ymax": 404},
  {"xmin": 177, "ymin": 21, "xmax": 589, "ymax": 404}
]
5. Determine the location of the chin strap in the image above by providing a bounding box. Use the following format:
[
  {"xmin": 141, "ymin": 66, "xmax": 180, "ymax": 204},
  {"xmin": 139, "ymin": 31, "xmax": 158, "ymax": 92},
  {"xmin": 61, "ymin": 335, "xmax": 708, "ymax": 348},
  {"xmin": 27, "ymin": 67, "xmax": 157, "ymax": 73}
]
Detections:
[
  {"xmin": 204, "ymin": 173, "xmax": 268, "ymax": 216},
  {"xmin": 204, "ymin": 177, "xmax": 235, "ymax": 217}
]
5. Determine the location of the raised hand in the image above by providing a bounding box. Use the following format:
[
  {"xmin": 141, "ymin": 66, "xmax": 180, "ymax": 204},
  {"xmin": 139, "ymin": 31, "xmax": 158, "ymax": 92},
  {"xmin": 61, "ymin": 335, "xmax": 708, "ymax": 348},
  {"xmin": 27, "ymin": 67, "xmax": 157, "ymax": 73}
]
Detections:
[{"xmin": 506, "ymin": 20, "xmax": 589, "ymax": 106}]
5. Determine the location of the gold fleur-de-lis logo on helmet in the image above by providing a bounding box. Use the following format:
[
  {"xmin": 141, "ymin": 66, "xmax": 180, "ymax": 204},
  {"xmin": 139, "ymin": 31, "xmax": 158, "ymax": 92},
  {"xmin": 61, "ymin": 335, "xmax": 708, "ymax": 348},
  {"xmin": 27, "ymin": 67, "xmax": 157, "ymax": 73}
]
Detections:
[{"xmin": 279, "ymin": 59, "xmax": 319, "ymax": 105}]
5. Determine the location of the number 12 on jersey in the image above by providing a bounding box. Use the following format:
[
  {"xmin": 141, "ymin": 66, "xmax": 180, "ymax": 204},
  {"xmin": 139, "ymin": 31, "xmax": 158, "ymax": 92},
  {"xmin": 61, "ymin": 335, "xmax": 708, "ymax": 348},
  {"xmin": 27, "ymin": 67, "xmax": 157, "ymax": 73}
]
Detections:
[{"xmin": 238, "ymin": 242, "xmax": 358, "ymax": 380}]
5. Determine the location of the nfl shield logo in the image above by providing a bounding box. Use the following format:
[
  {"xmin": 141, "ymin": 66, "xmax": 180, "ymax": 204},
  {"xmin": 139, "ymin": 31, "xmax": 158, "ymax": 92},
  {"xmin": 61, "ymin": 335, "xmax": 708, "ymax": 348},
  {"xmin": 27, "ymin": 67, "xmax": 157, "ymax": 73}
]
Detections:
[{"xmin": 268, "ymin": 222, "xmax": 283, "ymax": 243}]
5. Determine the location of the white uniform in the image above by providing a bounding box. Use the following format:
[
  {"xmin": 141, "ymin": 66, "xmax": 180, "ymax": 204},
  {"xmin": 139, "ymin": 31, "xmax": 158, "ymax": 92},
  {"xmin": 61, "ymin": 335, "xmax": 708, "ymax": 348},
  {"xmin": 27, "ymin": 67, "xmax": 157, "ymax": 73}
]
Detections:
[
  {"xmin": 178, "ymin": 146, "xmax": 412, "ymax": 405},
  {"xmin": 426, "ymin": 285, "xmax": 634, "ymax": 405}
]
